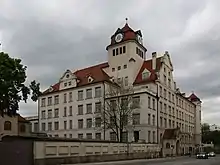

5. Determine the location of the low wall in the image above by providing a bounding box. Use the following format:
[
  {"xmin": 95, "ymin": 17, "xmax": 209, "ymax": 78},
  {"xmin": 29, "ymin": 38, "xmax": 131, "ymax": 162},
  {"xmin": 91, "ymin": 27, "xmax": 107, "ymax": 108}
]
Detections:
[{"xmin": 34, "ymin": 139, "xmax": 160, "ymax": 165}]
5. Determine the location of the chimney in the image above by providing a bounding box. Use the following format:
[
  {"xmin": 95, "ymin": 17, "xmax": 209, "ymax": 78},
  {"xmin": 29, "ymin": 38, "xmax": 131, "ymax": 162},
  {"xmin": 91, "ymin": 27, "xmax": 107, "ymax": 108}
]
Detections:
[{"xmin": 152, "ymin": 52, "xmax": 157, "ymax": 70}]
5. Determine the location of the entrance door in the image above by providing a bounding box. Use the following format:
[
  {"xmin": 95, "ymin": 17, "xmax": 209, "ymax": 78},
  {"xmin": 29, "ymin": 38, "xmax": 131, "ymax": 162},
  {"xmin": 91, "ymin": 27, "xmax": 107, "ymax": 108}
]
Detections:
[{"xmin": 134, "ymin": 131, "xmax": 139, "ymax": 142}]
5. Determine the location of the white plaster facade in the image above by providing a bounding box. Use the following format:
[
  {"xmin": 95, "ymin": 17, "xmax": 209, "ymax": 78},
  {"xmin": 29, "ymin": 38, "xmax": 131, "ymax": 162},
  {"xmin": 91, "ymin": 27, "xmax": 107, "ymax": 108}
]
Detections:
[
  {"xmin": 25, "ymin": 115, "xmax": 39, "ymax": 132},
  {"xmin": 37, "ymin": 23, "xmax": 202, "ymax": 154}
]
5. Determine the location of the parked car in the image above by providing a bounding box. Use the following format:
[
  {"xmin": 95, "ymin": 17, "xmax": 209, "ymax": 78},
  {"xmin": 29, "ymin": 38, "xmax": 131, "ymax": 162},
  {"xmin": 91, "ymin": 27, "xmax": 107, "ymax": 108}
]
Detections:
[
  {"xmin": 196, "ymin": 152, "xmax": 209, "ymax": 159},
  {"xmin": 208, "ymin": 152, "xmax": 216, "ymax": 157}
]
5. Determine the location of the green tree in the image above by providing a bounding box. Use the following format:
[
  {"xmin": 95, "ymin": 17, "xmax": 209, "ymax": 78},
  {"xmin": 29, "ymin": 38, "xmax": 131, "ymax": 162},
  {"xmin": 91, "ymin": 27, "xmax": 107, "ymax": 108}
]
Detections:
[{"xmin": 0, "ymin": 52, "xmax": 41, "ymax": 116}]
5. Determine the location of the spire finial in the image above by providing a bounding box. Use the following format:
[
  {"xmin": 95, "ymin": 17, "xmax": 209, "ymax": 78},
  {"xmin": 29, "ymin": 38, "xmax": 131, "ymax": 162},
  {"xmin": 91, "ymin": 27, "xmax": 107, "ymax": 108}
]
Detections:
[{"xmin": 125, "ymin": 18, "xmax": 128, "ymax": 24}]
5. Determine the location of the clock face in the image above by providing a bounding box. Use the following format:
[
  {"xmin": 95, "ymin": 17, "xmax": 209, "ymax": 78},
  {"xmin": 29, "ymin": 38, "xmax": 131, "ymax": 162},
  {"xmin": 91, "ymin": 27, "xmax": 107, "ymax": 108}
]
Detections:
[
  {"xmin": 115, "ymin": 33, "xmax": 123, "ymax": 43},
  {"xmin": 137, "ymin": 35, "xmax": 143, "ymax": 44}
]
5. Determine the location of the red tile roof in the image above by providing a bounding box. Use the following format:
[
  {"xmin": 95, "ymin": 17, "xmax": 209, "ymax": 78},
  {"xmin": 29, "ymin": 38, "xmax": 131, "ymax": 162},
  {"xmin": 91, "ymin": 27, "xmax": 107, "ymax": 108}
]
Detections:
[
  {"xmin": 133, "ymin": 57, "xmax": 163, "ymax": 85},
  {"xmin": 42, "ymin": 62, "xmax": 111, "ymax": 95},
  {"xmin": 74, "ymin": 62, "xmax": 110, "ymax": 86},
  {"xmin": 188, "ymin": 93, "xmax": 201, "ymax": 102}
]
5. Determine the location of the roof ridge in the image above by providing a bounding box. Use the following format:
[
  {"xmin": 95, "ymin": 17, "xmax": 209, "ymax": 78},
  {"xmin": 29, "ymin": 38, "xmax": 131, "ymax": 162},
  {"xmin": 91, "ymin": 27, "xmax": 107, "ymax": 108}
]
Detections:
[{"xmin": 73, "ymin": 62, "xmax": 108, "ymax": 73}]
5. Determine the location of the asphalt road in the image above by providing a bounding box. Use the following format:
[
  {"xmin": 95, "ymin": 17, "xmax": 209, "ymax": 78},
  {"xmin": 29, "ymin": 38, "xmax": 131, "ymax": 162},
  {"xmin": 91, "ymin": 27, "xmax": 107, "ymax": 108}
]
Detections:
[{"xmin": 72, "ymin": 155, "xmax": 220, "ymax": 165}]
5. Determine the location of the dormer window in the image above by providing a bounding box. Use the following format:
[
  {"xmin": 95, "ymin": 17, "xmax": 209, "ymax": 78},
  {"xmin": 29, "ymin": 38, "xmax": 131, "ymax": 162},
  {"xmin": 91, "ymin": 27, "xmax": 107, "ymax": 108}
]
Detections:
[
  {"xmin": 66, "ymin": 74, "xmax": 70, "ymax": 78},
  {"xmin": 88, "ymin": 76, "xmax": 94, "ymax": 83},
  {"xmin": 118, "ymin": 66, "xmax": 121, "ymax": 70},
  {"xmin": 64, "ymin": 82, "xmax": 67, "ymax": 87},
  {"xmin": 68, "ymin": 81, "xmax": 71, "ymax": 86},
  {"xmin": 142, "ymin": 71, "xmax": 149, "ymax": 80}
]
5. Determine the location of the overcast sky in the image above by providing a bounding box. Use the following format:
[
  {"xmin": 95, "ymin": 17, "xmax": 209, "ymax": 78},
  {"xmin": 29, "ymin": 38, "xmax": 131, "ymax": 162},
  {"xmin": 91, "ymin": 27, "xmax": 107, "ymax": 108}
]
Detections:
[{"xmin": 0, "ymin": 0, "xmax": 220, "ymax": 124}]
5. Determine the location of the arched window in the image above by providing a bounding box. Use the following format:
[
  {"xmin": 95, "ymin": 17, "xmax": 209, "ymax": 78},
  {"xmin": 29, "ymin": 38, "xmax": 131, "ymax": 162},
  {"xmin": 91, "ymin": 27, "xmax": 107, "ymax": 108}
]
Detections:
[
  {"xmin": 166, "ymin": 142, "xmax": 171, "ymax": 149},
  {"xmin": 4, "ymin": 121, "xmax": 12, "ymax": 131},
  {"xmin": 20, "ymin": 124, "xmax": 26, "ymax": 133}
]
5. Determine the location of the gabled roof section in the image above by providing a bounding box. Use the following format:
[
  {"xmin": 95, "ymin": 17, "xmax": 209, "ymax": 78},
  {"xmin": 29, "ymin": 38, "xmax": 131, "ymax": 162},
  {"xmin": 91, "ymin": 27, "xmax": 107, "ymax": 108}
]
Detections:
[
  {"xmin": 188, "ymin": 93, "xmax": 201, "ymax": 102},
  {"xmin": 133, "ymin": 57, "xmax": 163, "ymax": 85},
  {"xmin": 41, "ymin": 62, "xmax": 111, "ymax": 95}
]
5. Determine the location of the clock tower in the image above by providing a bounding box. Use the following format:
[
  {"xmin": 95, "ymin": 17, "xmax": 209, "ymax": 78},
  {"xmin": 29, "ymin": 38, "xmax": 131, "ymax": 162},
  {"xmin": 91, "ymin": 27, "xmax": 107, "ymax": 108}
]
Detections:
[{"xmin": 105, "ymin": 21, "xmax": 147, "ymax": 85}]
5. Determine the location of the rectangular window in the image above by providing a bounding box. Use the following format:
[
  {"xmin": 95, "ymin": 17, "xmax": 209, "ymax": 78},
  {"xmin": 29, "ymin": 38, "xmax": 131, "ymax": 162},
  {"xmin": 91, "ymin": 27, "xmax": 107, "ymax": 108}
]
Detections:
[
  {"xmin": 164, "ymin": 75, "xmax": 167, "ymax": 85},
  {"xmin": 168, "ymin": 79, "xmax": 171, "ymax": 87},
  {"xmin": 148, "ymin": 131, "xmax": 151, "ymax": 143},
  {"xmin": 121, "ymin": 132, "xmax": 128, "ymax": 142},
  {"xmin": 164, "ymin": 118, "xmax": 167, "ymax": 128},
  {"xmin": 69, "ymin": 92, "xmax": 72, "ymax": 102},
  {"xmin": 136, "ymin": 47, "xmax": 138, "ymax": 54},
  {"xmin": 123, "ymin": 46, "xmax": 126, "ymax": 53},
  {"xmin": 113, "ymin": 49, "xmax": 115, "ymax": 56},
  {"xmin": 78, "ymin": 133, "xmax": 83, "ymax": 139},
  {"xmin": 64, "ymin": 121, "xmax": 67, "ymax": 130},
  {"xmin": 48, "ymin": 122, "xmax": 52, "ymax": 131},
  {"xmin": 86, "ymin": 103, "xmax": 92, "ymax": 114},
  {"xmin": 164, "ymin": 103, "xmax": 167, "ymax": 114},
  {"xmin": 132, "ymin": 96, "xmax": 140, "ymax": 108},
  {"xmin": 54, "ymin": 95, "xmax": 59, "ymax": 104},
  {"xmin": 64, "ymin": 93, "xmax": 67, "ymax": 103},
  {"xmin": 116, "ymin": 48, "xmax": 118, "ymax": 55},
  {"xmin": 95, "ymin": 87, "xmax": 101, "ymax": 97},
  {"xmin": 95, "ymin": 117, "xmax": 101, "ymax": 127},
  {"xmin": 95, "ymin": 133, "xmax": 101, "ymax": 140},
  {"xmin": 164, "ymin": 89, "xmax": 166, "ymax": 99},
  {"xmin": 86, "ymin": 88, "xmax": 92, "ymax": 99},
  {"xmin": 110, "ymin": 132, "xmax": 116, "ymax": 141},
  {"xmin": 54, "ymin": 108, "xmax": 59, "ymax": 118},
  {"xmin": 160, "ymin": 102, "xmax": 162, "ymax": 112},
  {"xmin": 69, "ymin": 134, "xmax": 72, "ymax": 138},
  {"xmin": 118, "ymin": 66, "xmax": 121, "ymax": 70},
  {"xmin": 78, "ymin": 90, "xmax": 83, "ymax": 100},
  {"xmin": 34, "ymin": 123, "xmax": 38, "ymax": 132},
  {"xmin": 87, "ymin": 118, "xmax": 92, "ymax": 128},
  {"xmin": 48, "ymin": 109, "xmax": 52, "ymax": 119},
  {"xmin": 133, "ymin": 113, "xmax": 140, "ymax": 125},
  {"xmin": 69, "ymin": 106, "xmax": 72, "ymax": 116},
  {"xmin": 152, "ymin": 115, "xmax": 155, "ymax": 126},
  {"xmin": 153, "ymin": 131, "xmax": 156, "ymax": 143},
  {"xmin": 78, "ymin": 105, "xmax": 83, "ymax": 115},
  {"xmin": 168, "ymin": 92, "xmax": 171, "ymax": 101},
  {"xmin": 169, "ymin": 119, "xmax": 171, "ymax": 128},
  {"xmin": 160, "ymin": 117, "xmax": 163, "ymax": 127},
  {"xmin": 119, "ymin": 47, "xmax": 122, "ymax": 54},
  {"xmin": 95, "ymin": 102, "xmax": 101, "ymax": 113},
  {"xmin": 48, "ymin": 97, "xmax": 52, "ymax": 106},
  {"xmin": 78, "ymin": 119, "xmax": 83, "ymax": 129},
  {"xmin": 123, "ymin": 64, "xmax": 127, "ymax": 69},
  {"xmin": 112, "ymin": 68, "xmax": 115, "ymax": 72},
  {"xmin": 124, "ymin": 76, "xmax": 128, "ymax": 86},
  {"xmin": 64, "ymin": 107, "xmax": 67, "ymax": 117},
  {"xmin": 148, "ymin": 96, "xmax": 151, "ymax": 108},
  {"xmin": 54, "ymin": 122, "xmax": 59, "ymax": 130},
  {"xmin": 152, "ymin": 99, "xmax": 155, "ymax": 110},
  {"xmin": 86, "ymin": 133, "xmax": 92, "ymax": 139},
  {"xmin": 159, "ymin": 86, "xmax": 162, "ymax": 97},
  {"xmin": 69, "ymin": 120, "xmax": 72, "ymax": 129},
  {"xmin": 41, "ymin": 123, "xmax": 46, "ymax": 131},
  {"xmin": 172, "ymin": 94, "xmax": 174, "ymax": 103},
  {"xmin": 41, "ymin": 98, "xmax": 46, "ymax": 107},
  {"xmin": 148, "ymin": 114, "xmax": 151, "ymax": 125},
  {"xmin": 41, "ymin": 110, "xmax": 46, "ymax": 119}
]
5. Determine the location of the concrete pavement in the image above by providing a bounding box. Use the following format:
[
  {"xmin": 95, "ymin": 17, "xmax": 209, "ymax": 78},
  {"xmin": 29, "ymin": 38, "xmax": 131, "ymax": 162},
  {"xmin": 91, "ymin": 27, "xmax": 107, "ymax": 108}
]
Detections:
[{"xmin": 64, "ymin": 155, "xmax": 220, "ymax": 165}]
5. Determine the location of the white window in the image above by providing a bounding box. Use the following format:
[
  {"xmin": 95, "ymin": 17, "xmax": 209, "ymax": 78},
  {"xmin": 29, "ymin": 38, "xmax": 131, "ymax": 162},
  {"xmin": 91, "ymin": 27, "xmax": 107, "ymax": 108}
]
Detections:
[
  {"xmin": 55, "ymin": 108, "xmax": 59, "ymax": 118},
  {"xmin": 69, "ymin": 92, "xmax": 72, "ymax": 102},
  {"xmin": 64, "ymin": 93, "xmax": 67, "ymax": 103},
  {"xmin": 152, "ymin": 115, "xmax": 155, "ymax": 126},
  {"xmin": 95, "ymin": 87, "xmax": 101, "ymax": 97},
  {"xmin": 78, "ymin": 90, "xmax": 83, "ymax": 100},
  {"xmin": 142, "ymin": 71, "xmax": 149, "ymax": 80},
  {"xmin": 41, "ymin": 110, "xmax": 46, "ymax": 119},
  {"xmin": 48, "ymin": 109, "xmax": 52, "ymax": 119},
  {"xmin": 41, "ymin": 98, "xmax": 46, "ymax": 107},
  {"xmin": 54, "ymin": 122, "xmax": 59, "ymax": 130},
  {"xmin": 78, "ymin": 105, "xmax": 83, "ymax": 115},
  {"xmin": 48, "ymin": 97, "xmax": 52, "ymax": 106},
  {"xmin": 124, "ymin": 76, "xmax": 128, "ymax": 86},
  {"xmin": 86, "ymin": 104, "xmax": 92, "ymax": 114},
  {"xmin": 86, "ymin": 88, "xmax": 92, "ymax": 99},
  {"xmin": 54, "ymin": 95, "xmax": 59, "ymax": 104}
]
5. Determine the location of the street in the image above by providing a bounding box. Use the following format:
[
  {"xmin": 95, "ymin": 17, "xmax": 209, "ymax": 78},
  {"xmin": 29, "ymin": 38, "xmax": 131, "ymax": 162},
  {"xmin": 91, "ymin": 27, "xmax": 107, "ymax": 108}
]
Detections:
[{"xmin": 72, "ymin": 156, "xmax": 220, "ymax": 165}]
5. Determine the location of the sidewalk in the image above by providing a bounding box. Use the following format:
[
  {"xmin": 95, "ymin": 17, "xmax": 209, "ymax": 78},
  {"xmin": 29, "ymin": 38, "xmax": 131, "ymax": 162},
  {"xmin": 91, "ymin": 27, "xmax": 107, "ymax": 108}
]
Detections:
[{"xmin": 62, "ymin": 156, "xmax": 191, "ymax": 165}]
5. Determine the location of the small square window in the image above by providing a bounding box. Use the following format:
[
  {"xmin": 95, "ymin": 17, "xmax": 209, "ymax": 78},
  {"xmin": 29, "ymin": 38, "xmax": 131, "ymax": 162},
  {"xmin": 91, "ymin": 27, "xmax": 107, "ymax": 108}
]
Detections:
[
  {"xmin": 118, "ymin": 66, "xmax": 121, "ymax": 70},
  {"xmin": 112, "ymin": 68, "xmax": 115, "ymax": 72},
  {"xmin": 64, "ymin": 83, "xmax": 67, "ymax": 87},
  {"xmin": 123, "ymin": 64, "xmax": 127, "ymax": 69}
]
